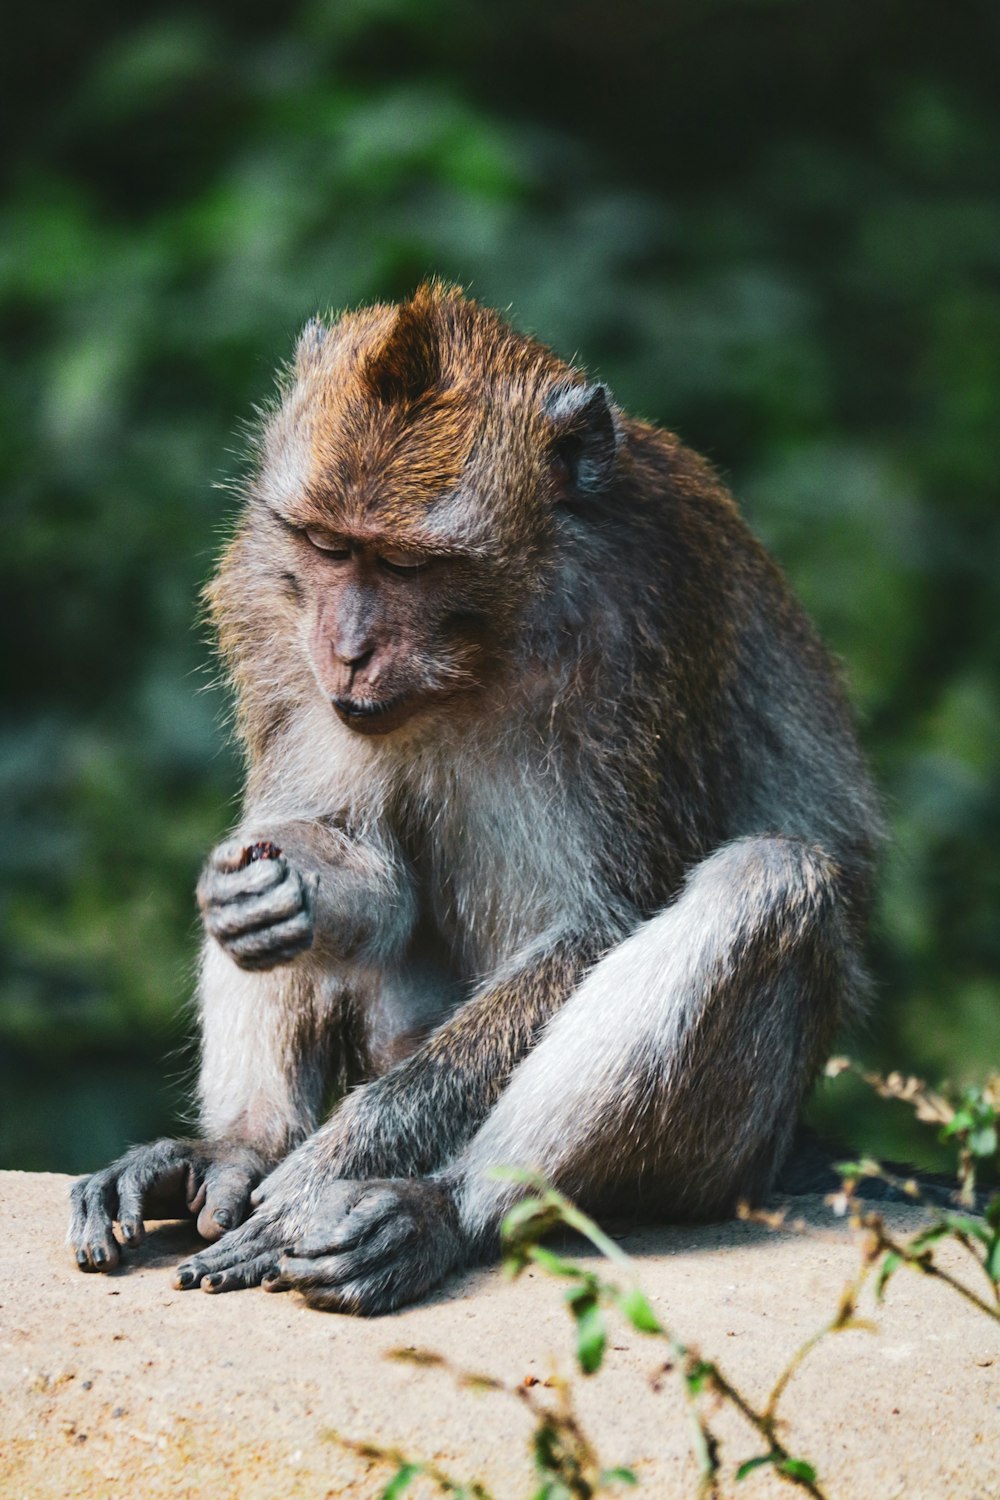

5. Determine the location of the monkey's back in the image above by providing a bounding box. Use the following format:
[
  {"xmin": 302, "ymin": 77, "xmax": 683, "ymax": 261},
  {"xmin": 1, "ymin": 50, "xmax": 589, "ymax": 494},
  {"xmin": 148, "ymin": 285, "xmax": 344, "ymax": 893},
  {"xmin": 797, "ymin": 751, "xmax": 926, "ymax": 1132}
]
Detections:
[{"xmin": 564, "ymin": 420, "xmax": 883, "ymax": 929}]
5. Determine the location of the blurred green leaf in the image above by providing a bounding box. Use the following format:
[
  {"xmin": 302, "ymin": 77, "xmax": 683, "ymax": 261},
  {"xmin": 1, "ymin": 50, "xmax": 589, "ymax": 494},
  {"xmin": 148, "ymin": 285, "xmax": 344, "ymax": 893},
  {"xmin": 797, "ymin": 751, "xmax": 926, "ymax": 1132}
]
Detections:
[
  {"xmin": 685, "ymin": 1360, "xmax": 714, "ymax": 1397},
  {"xmin": 380, "ymin": 1465, "xmax": 422, "ymax": 1500},
  {"xmin": 736, "ymin": 1453, "xmax": 778, "ymax": 1480},
  {"xmin": 875, "ymin": 1252, "xmax": 903, "ymax": 1301},
  {"xmin": 617, "ymin": 1287, "xmax": 662, "ymax": 1335},
  {"xmin": 779, "ymin": 1458, "xmax": 819, "ymax": 1484},
  {"xmin": 566, "ymin": 1286, "xmax": 606, "ymax": 1375}
]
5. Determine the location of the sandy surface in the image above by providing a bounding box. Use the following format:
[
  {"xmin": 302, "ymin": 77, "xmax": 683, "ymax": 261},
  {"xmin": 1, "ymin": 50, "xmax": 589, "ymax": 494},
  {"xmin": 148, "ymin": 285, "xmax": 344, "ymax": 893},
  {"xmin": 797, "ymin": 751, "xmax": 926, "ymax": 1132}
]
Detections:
[{"xmin": 0, "ymin": 1171, "xmax": 997, "ymax": 1499}]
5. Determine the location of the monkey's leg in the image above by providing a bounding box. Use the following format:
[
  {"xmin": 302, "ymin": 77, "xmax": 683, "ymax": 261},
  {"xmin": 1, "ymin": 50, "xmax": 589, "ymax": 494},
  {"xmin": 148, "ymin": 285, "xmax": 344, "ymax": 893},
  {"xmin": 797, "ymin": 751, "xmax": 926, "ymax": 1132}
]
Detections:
[
  {"xmin": 258, "ymin": 836, "xmax": 855, "ymax": 1312},
  {"xmin": 452, "ymin": 835, "xmax": 855, "ymax": 1232},
  {"xmin": 172, "ymin": 934, "xmax": 611, "ymax": 1293}
]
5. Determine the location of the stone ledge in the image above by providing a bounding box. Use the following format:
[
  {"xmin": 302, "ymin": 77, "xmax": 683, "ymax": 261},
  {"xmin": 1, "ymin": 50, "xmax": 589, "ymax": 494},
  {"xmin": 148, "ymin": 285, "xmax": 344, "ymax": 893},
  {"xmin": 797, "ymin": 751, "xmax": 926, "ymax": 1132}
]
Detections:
[{"xmin": 1, "ymin": 1170, "xmax": 997, "ymax": 1498}]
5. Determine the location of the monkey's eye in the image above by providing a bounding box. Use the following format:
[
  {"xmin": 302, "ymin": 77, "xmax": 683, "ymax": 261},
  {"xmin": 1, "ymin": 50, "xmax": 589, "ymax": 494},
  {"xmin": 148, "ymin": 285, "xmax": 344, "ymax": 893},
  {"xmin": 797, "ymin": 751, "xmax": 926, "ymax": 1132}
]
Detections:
[
  {"xmin": 304, "ymin": 529, "xmax": 351, "ymax": 560},
  {"xmin": 377, "ymin": 547, "xmax": 427, "ymax": 576}
]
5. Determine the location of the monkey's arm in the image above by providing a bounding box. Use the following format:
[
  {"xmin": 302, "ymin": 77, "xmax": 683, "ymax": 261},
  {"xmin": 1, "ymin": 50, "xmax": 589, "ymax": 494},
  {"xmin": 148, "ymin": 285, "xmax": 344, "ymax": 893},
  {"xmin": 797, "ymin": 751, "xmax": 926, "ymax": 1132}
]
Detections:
[
  {"xmin": 69, "ymin": 818, "xmax": 414, "ymax": 1272},
  {"xmin": 171, "ymin": 930, "xmax": 611, "ymax": 1294}
]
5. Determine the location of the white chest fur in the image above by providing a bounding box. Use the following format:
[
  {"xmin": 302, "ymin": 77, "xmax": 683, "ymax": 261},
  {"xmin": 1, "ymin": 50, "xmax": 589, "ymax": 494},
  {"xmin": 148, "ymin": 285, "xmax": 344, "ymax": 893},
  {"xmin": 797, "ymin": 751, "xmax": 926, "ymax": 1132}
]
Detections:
[{"xmin": 401, "ymin": 727, "xmax": 603, "ymax": 980}]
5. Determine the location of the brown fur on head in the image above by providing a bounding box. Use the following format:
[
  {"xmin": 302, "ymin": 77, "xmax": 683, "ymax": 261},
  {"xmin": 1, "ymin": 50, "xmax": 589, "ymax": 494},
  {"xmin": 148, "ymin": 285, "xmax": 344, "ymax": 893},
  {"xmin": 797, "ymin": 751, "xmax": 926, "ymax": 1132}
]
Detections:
[
  {"xmin": 266, "ymin": 280, "xmax": 616, "ymax": 554},
  {"xmin": 209, "ymin": 282, "xmax": 623, "ymax": 752}
]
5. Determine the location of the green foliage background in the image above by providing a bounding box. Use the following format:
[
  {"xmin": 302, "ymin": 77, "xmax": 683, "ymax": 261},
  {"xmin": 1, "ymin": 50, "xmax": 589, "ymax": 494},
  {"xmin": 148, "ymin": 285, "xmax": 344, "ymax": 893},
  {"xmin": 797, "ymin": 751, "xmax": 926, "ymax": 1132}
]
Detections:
[{"xmin": 2, "ymin": 0, "xmax": 998, "ymax": 1171}]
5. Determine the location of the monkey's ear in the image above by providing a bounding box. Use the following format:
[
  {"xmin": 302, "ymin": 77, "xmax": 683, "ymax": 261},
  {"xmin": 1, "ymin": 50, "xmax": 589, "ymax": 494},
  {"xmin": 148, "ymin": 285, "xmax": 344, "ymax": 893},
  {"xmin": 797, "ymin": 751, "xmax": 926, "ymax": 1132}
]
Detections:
[
  {"xmin": 544, "ymin": 382, "xmax": 620, "ymax": 501},
  {"xmin": 295, "ymin": 318, "xmax": 329, "ymax": 374}
]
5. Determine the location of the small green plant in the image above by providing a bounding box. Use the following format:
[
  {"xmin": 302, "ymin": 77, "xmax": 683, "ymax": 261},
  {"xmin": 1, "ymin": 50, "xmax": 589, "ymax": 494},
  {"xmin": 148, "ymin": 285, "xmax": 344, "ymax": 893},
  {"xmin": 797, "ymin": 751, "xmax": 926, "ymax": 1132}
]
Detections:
[
  {"xmin": 821, "ymin": 1060, "xmax": 1000, "ymax": 1319},
  {"xmin": 330, "ymin": 1061, "xmax": 999, "ymax": 1500},
  {"xmin": 333, "ymin": 1179, "xmax": 830, "ymax": 1500},
  {"xmin": 499, "ymin": 1176, "xmax": 828, "ymax": 1498},
  {"xmin": 334, "ymin": 1342, "xmax": 637, "ymax": 1500}
]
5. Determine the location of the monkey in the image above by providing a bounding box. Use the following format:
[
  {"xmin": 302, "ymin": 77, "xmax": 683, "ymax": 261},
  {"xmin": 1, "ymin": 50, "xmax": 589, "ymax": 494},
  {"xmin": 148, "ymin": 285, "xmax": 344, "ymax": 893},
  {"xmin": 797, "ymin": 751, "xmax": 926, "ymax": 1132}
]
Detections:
[{"xmin": 68, "ymin": 281, "xmax": 882, "ymax": 1314}]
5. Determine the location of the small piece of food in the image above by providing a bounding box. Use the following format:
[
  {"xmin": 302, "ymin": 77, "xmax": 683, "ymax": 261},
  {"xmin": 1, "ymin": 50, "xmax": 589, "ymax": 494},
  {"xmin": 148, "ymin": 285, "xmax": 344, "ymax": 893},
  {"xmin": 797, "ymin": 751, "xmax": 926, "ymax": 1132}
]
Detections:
[{"xmin": 239, "ymin": 840, "xmax": 282, "ymax": 867}]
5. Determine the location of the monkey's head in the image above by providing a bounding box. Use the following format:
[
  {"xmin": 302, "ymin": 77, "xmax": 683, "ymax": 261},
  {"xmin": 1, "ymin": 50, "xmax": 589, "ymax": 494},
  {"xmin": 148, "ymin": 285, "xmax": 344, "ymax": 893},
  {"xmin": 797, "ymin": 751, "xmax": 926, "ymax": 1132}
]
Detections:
[{"xmin": 215, "ymin": 283, "xmax": 623, "ymax": 743}]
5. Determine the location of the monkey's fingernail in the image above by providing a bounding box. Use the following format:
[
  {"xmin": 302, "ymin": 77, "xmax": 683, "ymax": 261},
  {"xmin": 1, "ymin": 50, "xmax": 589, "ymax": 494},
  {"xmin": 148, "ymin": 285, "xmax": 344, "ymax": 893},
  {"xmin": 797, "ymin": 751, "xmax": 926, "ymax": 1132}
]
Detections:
[
  {"xmin": 76, "ymin": 1250, "xmax": 89, "ymax": 1269},
  {"xmin": 213, "ymin": 1210, "xmax": 231, "ymax": 1229},
  {"xmin": 175, "ymin": 1268, "xmax": 196, "ymax": 1288},
  {"xmin": 204, "ymin": 1273, "xmax": 224, "ymax": 1290},
  {"xmin": 92, "ymin": 1247, "xmax": 107, "ymax": 1268}
]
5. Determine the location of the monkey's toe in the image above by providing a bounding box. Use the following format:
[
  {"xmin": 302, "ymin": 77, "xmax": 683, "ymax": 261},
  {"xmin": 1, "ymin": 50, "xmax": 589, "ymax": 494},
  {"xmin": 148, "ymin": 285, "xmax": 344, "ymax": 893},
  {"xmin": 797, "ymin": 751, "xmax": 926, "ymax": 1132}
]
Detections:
[
  {"xmin": 80, "ymin": 1241, "xmax": 121, "ymax": 1272},
  {"xmin": 73, "ymin": 1222, "xmax": 122, "ymax": 1273},
  {"xmin": 191, "ymin": 1163, "xmax": 257, "ymax": 1240},
  {"xmin": 69, "ymin": 1171, "xmax": 124, "ymax": 1272},
  {"xmin": 175, "ymin": 1208, "xmax": 292, "ymax": 1292},
  {"xmin": 277, "ymin": 1243, "xmax": 448, "ymax": 1315},
  {"xmin": 198, "ymin": 1253, "xmax": 281, "ymax": 1293}
]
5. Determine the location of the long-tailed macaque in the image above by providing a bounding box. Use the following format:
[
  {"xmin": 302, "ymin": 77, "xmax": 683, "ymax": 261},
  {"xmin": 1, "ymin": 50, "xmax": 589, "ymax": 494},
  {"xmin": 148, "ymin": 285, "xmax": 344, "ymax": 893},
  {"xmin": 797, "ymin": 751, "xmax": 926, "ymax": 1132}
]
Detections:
[{"xmin": 69, "ymin": 283, "xmax": 882, "ymax": 1313}]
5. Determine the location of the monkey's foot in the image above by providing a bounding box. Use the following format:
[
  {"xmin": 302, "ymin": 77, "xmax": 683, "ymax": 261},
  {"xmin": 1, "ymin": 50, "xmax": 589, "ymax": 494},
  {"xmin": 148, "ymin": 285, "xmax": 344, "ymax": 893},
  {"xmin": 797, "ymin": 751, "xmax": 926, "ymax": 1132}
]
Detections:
[
  {"xmin": 69, "ymin": 1139, "xmax": 269, "ymax": 1272},
  {"xmin": 175, "ymin": 1179, "xmax": 467, "ymax": 1314}
]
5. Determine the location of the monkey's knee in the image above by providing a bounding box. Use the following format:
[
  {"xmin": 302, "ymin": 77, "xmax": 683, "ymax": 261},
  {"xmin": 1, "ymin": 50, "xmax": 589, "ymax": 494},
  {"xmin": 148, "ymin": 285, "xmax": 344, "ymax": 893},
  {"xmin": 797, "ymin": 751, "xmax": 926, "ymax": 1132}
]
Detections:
[
  {"xmin": 454, "ymin": 836, "xmax": 857, "ymax": 1226},
  {"xmin": 685, "ymin": 835, "xmax": 840, "ymax": 921}
]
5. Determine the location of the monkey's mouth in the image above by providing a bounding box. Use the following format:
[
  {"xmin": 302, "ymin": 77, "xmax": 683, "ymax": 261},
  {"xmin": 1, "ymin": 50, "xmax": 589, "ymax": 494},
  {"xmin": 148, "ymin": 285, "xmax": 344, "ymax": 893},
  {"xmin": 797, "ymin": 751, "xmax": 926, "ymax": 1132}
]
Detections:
[{"xmin": 331, "ymin": 692, "xmax": 415, "ymax": 735}]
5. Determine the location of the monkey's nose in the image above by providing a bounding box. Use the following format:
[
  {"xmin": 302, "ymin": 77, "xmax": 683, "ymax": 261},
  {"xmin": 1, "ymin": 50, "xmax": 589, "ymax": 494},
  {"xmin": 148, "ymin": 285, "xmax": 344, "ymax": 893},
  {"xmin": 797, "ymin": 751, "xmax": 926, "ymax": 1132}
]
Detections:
[{"xmin": 334, "ymin": 643, "xmax": 375, "ymax": 671}]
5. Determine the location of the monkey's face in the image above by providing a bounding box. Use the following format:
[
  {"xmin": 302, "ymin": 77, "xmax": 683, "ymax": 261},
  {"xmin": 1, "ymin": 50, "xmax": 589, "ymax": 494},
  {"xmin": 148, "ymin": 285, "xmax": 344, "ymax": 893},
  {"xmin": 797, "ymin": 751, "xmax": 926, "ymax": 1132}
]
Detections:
[
  {"xmin": 223, "ymin": 286, "xmax": 622, "ymax": 740},
  {"xmin": 289, "ymin": 525, "xmax": 495, "ymax": 735}
]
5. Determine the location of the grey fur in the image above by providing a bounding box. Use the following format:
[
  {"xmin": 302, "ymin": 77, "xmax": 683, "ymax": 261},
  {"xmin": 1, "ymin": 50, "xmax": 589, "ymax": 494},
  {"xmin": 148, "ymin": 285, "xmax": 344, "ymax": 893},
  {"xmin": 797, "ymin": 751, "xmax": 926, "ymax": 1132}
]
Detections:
[{"xmin": 68, "ymin": 290, "xmax": 883, "ymax": 1314}]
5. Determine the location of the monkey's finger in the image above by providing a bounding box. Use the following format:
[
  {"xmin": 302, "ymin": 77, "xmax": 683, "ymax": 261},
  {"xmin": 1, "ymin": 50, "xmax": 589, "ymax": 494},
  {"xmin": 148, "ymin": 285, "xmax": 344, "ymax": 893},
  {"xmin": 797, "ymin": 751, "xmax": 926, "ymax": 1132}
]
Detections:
[
  {"xmin": 224, "ymin": 912, "xmax": 314, "ymax": 967},
  {"xmin": 199, "ymin": 1253, "xmax": 281, "ymax": 1293},
  {"xmin": 175, "ymin": 1218, "xmax": 284, "ymax": 1287},
  {"xmin": 197, "ymin": 856, "xmax": 287, "ymax": 910},
  {"xmin": 210, "ymin": 837, "xmax": 285, "ymax": 874},
  {"xmin": 232, "ymin": 941, "xmax": 314, "ymax": 972},
  {"xmin": 175, "ymin": 1245, "xmax": 239, "ymax": 1287},
  {"xmin": 204, "ymin": 878, "xmax": 307, "ymax": 940},
  {"xmin": 211, "ymin": 836, "xmax": 251, "ymax": 871},
  {"xmin": 275, "ymin": 1254, "xmax": 357, "ymax": 1293}
]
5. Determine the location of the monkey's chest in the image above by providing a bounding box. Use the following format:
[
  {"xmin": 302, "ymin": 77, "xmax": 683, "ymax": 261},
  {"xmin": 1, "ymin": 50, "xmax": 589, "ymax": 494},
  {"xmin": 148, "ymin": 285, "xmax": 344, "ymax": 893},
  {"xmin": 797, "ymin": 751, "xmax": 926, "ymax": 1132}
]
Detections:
[{"xmin": 409, "ymin": 775, "xmax": 598, "ymax": 980}]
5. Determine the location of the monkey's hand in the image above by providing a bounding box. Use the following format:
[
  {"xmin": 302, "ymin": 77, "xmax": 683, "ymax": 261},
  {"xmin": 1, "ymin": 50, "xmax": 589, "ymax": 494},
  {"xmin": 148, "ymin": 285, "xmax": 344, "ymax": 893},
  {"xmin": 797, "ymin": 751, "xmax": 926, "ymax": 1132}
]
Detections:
[
  {"xmin": 197, "ymin": 836, "xmax": 318, "ymax": 970},
  {"xmin": 174, "ymin": 1178, "xmax": 468, "ymax": 1314},
  {"xmin": 69, "ymin": 1138, "xmax": 269, "ymax": 1272}
]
